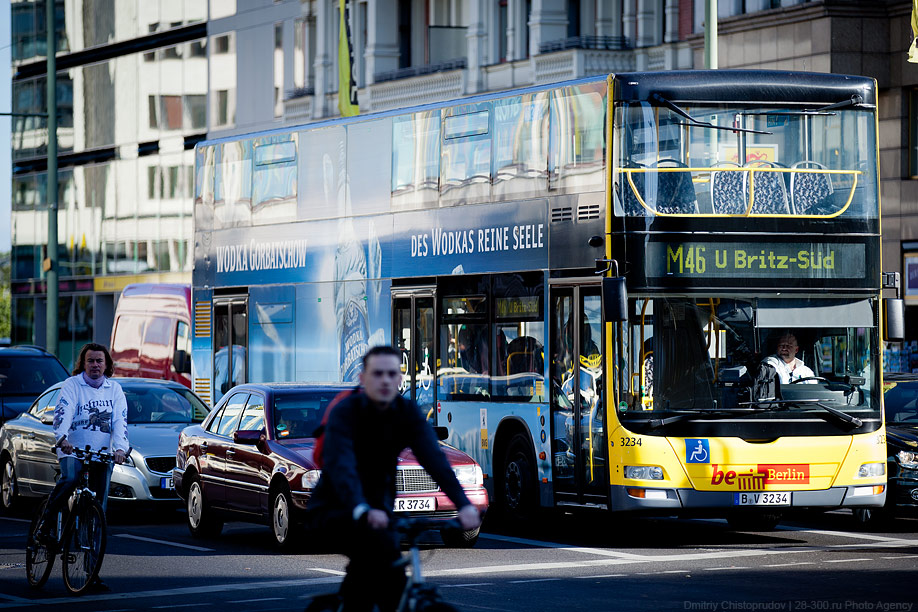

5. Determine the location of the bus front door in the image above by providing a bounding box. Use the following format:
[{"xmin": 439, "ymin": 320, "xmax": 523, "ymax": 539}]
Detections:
[
  {"xmin": 392, "ymin": 291, "xmax": 436, "ymax": 421},
  {"xmin": 213, "ymin": 296, "xmax": 248, "ymax": 405},
  {"xmin": 550, "ymin": 284, "xmax": 608, "ymax": 506}
]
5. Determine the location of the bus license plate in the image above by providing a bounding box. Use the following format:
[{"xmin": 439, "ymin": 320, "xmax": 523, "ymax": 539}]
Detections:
[
  {"xmin": 394, "ymin": 497, "xmax": 435, "ymax": 512},
  {"xmin": 734, "ymin": 492, "xmax": 790, "ymax": 506},
  {"xmin": 160, "ymin": 476, "xmax": 174, "ymax": 490}
]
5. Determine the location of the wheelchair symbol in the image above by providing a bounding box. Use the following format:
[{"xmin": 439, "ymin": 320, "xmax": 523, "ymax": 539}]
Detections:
[{"xmin": 686, "ymin": 439, "xmax": 710, "ymax": 463}]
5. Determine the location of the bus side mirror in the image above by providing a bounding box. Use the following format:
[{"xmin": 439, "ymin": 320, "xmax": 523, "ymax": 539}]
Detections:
[
  {"xmin": 885, "ymin": 298, "xmax": 905, "ymax": 342},
  {"xmin": 433, "ymin": 426, "xmax": 449, "ymax": 441},
  {"xmin": 602, "ymin": 277, "xmax": 628, "ymax": 322}
]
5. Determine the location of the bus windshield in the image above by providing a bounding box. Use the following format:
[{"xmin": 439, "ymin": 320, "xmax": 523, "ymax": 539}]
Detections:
[
  {"xmin": 620, "ymin": 297, "xmax": 879, "ymax": 416},
  {"xmin": 614, "ymin": 102, "xmax": 878, "ymax": 219}
]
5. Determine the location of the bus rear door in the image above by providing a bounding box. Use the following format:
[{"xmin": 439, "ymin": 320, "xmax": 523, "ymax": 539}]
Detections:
[
  {"xmin": 392, "ymin": 289, "xmax": 436, "ymax": 421},
  {"xmin": 213, "ymin": 294, "xmax": 248, "ymax": 405}
]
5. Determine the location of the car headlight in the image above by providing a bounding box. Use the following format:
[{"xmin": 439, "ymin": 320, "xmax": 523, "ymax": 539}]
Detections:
[
  {"xmin": 856, "ymin": 462, "xmax": 885, "ymax": 478},
  {"xmin": 453, "ymin": 464, "xmax": 483, "ymax": 486},
  {"xmin": 301, "ymin": 470, "xmax": 321, "ymax": 490},
  {"xmin": 897, "ymin": 451, "xmax": 918, "ymax": 470},
  {"xmin": 624, "ymin": 465, "xmax": 664, "ymax": 480}
]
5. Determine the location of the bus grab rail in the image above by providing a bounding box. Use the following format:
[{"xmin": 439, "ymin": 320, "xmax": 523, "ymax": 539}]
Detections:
[{"xmin": 622, "ymin": 166, "xmax": 861, "ymax": 219}]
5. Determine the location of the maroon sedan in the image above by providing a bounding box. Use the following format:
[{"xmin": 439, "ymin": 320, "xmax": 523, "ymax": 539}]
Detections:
[{"xmin": 174, "ymin": 383, "xmax": 488, "ymax": 548}]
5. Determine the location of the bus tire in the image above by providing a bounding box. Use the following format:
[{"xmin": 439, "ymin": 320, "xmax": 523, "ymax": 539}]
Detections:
[
  {"xmin": 498, "ymin": 433, "xmax": 536, "ymax": 521},
  {"xmin": 852, "ymin": 507, "xmax": 890, "ymax": 530}
]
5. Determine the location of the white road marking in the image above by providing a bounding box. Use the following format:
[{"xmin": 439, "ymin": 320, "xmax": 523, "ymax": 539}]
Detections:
[
  {"xmin": 703, "ymin": 566, "xmax": 750, "ymax": 571},
  {"xmin": 660, "ymin": 570, "xmax": 690, "ymax": 574},
  {"xmin": 825, "ymin": 558, "xmax": 872, "ymax": 563},
  {"xmin": 576, "ymin": 574, "xmax": 628, "ymax": 579},
  {"xmin": 775, "ymin": 525, "xmax": 909, "ymax": 542},
  {"xmin": 112, "ymin": 534, "xmax": 215, "ymax": 552},
  {"xmin": 0, "ymin": 517, "xmax": 30, "ymax": 523},
  {"xmin": 311, "ymin": 568, "xmax": 346, "ymax": 576},
  {"xmin": 479, "ymin": 533, "xmax": 647, "ymax": 559},
  {"xmin": 882, "ymin": 554, "xmax": 918, "ymax": 559},
  {"xmin": 0, "ymin": 576, "xmax": 343, "ymax": 608},
  {"xmin": 441, "ymin": 583, "xmax": 494, "ymax": 588},
  {"xmin": 762, "ymin": 562, "xmax": 814, "ymax": 568},
  {"xmin": 508, "ymin": 578, "xmax": 560, "ymax": 584},
  {"xmin": 229, "ymin": 598, "xmax": 285, "ymax": 604},
  {"xmin": 151, "ymin": 605, "xmax": 206, "ymax": 609}
]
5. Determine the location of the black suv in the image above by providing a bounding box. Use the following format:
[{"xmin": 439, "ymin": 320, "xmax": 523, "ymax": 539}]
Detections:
[{"xmin": 0, "ymin": 346, "xmax": 69, "ymax": 425}]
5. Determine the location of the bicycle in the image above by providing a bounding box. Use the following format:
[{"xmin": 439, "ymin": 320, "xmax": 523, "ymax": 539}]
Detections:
[
  {"xmin": 25, "ymin": 446, "xmax": 121, "ymax": 594},
  {"xmin": 305, "ymin": 516, "xmax": 462, "ymax": 612}
]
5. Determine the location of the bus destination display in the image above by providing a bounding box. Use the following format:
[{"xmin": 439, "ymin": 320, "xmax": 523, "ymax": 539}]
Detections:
[{"xmin": 647, "ymin": 241, "xmax": 866, "ymax": 280}]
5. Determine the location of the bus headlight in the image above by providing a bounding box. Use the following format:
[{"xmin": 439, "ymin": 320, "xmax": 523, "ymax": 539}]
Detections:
[
  {"xmin": 856, "ymin": 462, "xmax": 885, "ymax": 478},
  {"xmin": 897, "ymin": 451, "xmax": 918, "ymax": 470},
  {"xmin": 302, "ymin": 470, "xmax": 321, "ymax": 490},
  {"xmin": 453, "ymin": 465, "xmax": 483, "ymax": 486},
  {"xmin": 624, "ymin": 465, "xmax": 664, "ymax": 480}
]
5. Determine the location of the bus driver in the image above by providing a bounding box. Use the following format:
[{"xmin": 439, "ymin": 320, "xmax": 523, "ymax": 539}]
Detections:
[{"xmin": 764, "ymin": 332, "xmax": 816, "ymax": 385}]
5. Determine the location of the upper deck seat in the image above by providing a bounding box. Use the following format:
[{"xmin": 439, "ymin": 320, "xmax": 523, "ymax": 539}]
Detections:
[
  {"xmin": 652, "ymin": 159, "xmax": 698, "ymax": 214},
  {"xmin": 790, "ymin": 161, "xmax": 834, "ymax": 215},
  {"xmin": 711, "ymin": 162, "xmax": 746, "ymax": 214},
  {"xmin": 748, "ymin": 162, "xmax": 790, "ymax": 215}
]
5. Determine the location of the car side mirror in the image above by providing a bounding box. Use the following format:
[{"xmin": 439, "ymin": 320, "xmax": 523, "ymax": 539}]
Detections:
[
  {"xmin": 602, "ymin": 276, "xmax": 628, "ymax": 322},
  {"xmin": 40, "ymin": 412, "xmax": 54, "ymax": 426},
  {"xmin": 433, "ymin": 426, "xmax": 449, "ymax": 441},
  {"xmin": 233, "ymin": 429, "xmax": 265, "ymax": 446},
  {"xmin": 173, "ymin": 349, "xmax": 191, "ymax": 374}
]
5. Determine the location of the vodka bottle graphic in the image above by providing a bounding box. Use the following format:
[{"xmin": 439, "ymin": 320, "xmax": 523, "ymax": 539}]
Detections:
[{"xmin": 326, "ymin": 143, "xmax": 369, "ymax": 382}]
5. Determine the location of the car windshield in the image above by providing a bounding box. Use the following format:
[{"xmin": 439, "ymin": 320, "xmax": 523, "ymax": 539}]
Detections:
[
  {"xmin": 273, "ymin": 391, "xmax": 346, "ymax": 439},
  {"xmin": 0, "ymin": 356, "xmax": 68, "ymax": 395},
  {"xmin": 884, "ymin": 381, "xmax": 918, "ymax": 423},
  {"xmin": 124, "ymin": 386, "xmax": 209, "ymax": 424}
]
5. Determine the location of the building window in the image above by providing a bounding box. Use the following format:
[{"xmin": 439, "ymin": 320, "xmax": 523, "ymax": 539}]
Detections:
[
  {"xmin": 185, "ymin": 95, "xmax": 207, "ymax": 129},
  {"xmin": 214, "ymin": 34, "xmax": 231, "ymax": 54},
  {"xmin": 216, "ymin": 90, "xmax": 231, "ymax": 126},
  {"xmin": 274, "ymin": 23, "xmax": 283, "ymax": 117}
]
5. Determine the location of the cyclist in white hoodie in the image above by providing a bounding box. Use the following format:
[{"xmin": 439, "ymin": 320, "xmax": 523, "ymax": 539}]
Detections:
[{"xmin": 38, "ymin": 343, "xmax": 129, "ymax": 540}]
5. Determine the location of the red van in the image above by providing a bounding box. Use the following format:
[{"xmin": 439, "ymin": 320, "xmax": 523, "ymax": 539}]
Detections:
[{"xmin": 110, "ymin": 283, "xmax": 192, "ymax": 388}]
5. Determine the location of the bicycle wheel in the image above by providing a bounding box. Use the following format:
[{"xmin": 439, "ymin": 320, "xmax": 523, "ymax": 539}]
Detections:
[
  {"xmin": 62, "ymin": 500, "xmax": 107, "ymax": 594},
  {"xmin": 25, "ymin": 499, "xmax": 54, "ymax": 588}
]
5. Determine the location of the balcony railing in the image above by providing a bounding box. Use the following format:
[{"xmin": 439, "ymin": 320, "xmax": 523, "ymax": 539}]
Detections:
[
  {"xmin": 374, "ymin": 58, "xmax": 467, "ymax": 84},
  {"xmin": 539, "ymin": 36, "xmax": 630, "ymax": 53}
]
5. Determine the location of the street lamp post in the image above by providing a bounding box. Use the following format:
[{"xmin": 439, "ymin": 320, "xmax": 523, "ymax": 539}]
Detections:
[{"xmin": 45, "ymin": 0, "xmax": 59, "ymax": 357}]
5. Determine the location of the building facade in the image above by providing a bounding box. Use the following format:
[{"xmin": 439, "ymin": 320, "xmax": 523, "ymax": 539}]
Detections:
[{"xmin": 9, "ymin": 0, "xmax": 917, "ymax": 368}]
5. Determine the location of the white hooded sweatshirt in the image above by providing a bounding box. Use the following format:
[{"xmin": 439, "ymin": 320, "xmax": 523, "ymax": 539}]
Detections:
[{"xmin": 53, "ymin": 374, "xmax": 129, "ymax": 459}]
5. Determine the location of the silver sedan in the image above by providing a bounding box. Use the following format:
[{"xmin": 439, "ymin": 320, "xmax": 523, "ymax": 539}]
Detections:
[{"xmin": 1, "ymin": 378, "xmax": 210, "ymax": 512}]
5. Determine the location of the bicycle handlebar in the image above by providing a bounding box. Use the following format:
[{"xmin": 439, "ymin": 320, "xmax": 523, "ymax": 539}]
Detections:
[{"xmin": 61, "ymin": 446, "xmax": 133, "ymax": 464}]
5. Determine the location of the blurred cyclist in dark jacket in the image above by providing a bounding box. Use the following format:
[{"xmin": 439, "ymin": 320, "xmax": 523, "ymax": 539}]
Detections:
[{"xmin": 306, "ymin": 345, "xmax": 480, "ymax": 612}]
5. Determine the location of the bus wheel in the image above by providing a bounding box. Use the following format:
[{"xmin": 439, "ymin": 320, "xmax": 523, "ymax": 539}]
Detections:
[
  {"xmin": 852, "ymin": 507, "xmax": 890, "ymax": 530},
  {"xmin": 499, "ymin": 434, "xmax": 536, "ymax": 521},
  {"xmin": 726, "ymin": 512, "xmax": 782, "ymax": 531}
]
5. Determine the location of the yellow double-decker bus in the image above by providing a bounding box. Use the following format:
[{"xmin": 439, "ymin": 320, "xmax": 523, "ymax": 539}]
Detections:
[{"xmin": 191, "ymin": 70, "xmax": 895, "ymax": 528}]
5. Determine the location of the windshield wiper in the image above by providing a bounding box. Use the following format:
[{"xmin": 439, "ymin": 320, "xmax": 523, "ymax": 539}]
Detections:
[
  {"xmin": 741, "ymin": 399, "xmax": 863, "ymax": 428},
  {"xmin": 625, "ymin": 408, "xmax": 771, "ymax": 430},
  {"xmin": 650, "ymin": 93, "xmax": 772, "ymax": 135}
]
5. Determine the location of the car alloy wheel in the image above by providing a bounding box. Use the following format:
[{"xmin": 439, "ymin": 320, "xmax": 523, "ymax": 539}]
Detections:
[
  {"xmin": 1, "ymin": 459, "xmax": 17, "ymax": 511},
  {"xmin": 188, "ymin": 481, "xmax": 204, "ymax": 530},
  {"xmin": 272, "ymin": 488, "xmax": 292, "ymax": 548}
]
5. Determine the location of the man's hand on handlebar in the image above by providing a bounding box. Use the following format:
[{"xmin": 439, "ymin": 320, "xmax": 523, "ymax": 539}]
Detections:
[
  {"xmin": 457, "ymin": 504, "xmax": 481, "ymax": 531},
  {"xmin": 58, "ymin": 438, "xmax": 73, "ymax": 454},
  {"xmin": 366, "ymin": 508, "xmax": 389, "ymax": 530},
  {"xmin": 113, "ymin": 449, "xmax": 127, "ymax": 465}
]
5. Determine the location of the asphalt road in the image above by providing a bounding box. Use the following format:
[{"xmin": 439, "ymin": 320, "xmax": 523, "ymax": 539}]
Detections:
[{"xmin": 0, "ymin": 505, "xmax": 916, "ymax": 612}]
